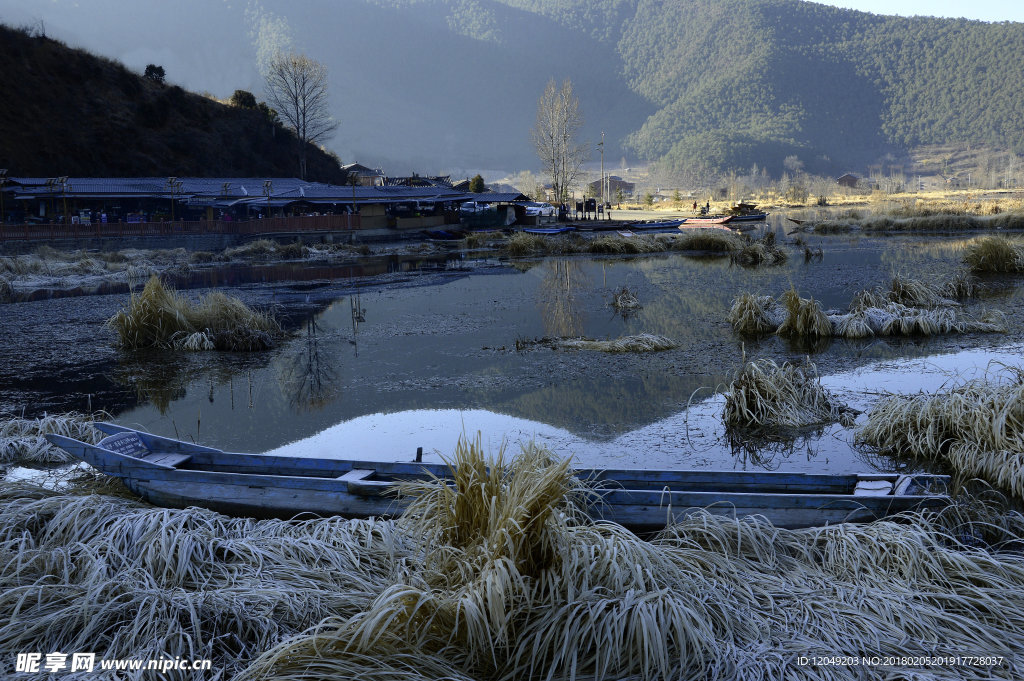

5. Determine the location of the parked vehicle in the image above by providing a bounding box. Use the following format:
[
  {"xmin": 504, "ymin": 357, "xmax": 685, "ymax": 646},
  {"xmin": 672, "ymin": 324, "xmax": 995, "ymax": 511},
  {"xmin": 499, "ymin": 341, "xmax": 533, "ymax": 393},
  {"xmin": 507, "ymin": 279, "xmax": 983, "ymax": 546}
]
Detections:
[{"xmin": 523, "ymin": 201, "xmax": 556, "ymax": 217}]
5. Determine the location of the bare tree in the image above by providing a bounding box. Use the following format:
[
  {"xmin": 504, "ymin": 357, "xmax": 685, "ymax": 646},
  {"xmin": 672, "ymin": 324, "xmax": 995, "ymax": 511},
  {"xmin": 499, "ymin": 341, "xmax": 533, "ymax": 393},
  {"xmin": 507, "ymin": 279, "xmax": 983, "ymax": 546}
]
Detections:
[
  {"xmin": 531, "ymin": 79, "xmax": 587, "ymax": 203},
  {"xmin": 265, "ymin": 52, "xmax": 338, "ymax": 179}
]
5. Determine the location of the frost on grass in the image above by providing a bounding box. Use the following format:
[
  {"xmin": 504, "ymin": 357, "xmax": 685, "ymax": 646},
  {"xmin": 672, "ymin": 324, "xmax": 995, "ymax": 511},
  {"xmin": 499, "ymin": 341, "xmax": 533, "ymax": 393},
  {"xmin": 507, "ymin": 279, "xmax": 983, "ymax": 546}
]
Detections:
[
  {"xmin": 518, "ymin": 333, "xmax": 678, "ymax": 353},
  {"xmin": 730, "ymin": 276, "xmax": 1002, "ymax": 341},
  {"xmin": 108, "ymin": 275, "xmax": 282, "ymax": 351},
  {"xmin": 0, "ymin": 412, "xmax": 107, "ymax": 464},
  {"xmin": 857, "ymin": 365, "xmax": 1024, "ymax": 502},
  {"xmin": 723, "ymin": 359, "xmax": 856, "ymax": 431},
  {"xmin": 4, "ymin": 436, "xmax": 1024, "ymax": 681}
]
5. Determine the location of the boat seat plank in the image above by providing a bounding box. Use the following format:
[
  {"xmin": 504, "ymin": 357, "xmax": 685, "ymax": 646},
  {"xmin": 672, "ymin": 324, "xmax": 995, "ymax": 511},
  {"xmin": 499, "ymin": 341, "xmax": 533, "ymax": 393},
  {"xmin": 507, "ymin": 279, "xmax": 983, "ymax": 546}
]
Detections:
[
  {"xmin": 141, "ymin": 453, "xmax": 192, "ymax": 468},
  {"xmin": 338, "ymin": 469, "xmax": 376, "ymax": 482}
]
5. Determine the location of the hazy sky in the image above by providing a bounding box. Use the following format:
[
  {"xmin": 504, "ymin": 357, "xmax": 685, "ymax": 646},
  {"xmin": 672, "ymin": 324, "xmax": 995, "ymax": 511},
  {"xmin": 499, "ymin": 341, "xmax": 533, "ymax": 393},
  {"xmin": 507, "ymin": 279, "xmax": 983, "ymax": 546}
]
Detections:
[{"xmin": 814, "ymin": 0, "xmax": 1024, "ymax": 22}]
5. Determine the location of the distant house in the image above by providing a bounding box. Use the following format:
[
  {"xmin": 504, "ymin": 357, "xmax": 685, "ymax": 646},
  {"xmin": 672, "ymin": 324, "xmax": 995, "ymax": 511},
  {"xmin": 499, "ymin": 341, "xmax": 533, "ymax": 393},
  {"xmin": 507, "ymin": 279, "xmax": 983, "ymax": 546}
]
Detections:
[
  {"xmin": 586, "ymin": 175, "xmax": 635, "ymax": 198},
  {"xmin": 342, "ymin": 163, "xmax": 385, "ymax": 186},
  {"xmin": 836, "ymin": 173, "xmax": 860, "ymax": 189}
]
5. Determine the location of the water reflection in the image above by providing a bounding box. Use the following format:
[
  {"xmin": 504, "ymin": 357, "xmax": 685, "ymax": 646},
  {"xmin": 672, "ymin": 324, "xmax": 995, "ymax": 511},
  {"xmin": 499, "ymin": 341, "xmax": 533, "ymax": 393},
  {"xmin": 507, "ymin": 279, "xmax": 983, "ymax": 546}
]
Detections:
[
  {"xmin": 537, "ymin": 259, "xmax": 589, "ymax": 337},
  {"xmin": 275, "ymin": 318, "xmax": 339, "ymax": 410}
]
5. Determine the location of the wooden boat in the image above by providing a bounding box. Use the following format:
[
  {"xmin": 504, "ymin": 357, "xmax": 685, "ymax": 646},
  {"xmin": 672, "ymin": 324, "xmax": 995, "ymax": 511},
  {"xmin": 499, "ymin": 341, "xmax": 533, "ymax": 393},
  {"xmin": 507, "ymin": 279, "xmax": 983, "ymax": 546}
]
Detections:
[
  {"xmin": 685, "ymin": 215, "xmax": 734, "ymax": 225},
  {"xmin": 629, "ymin": 218, "xmax": 686, "ymax": 231},
  {"xmin": 45, "ymin": 424, "xmax": 950, "ymax": 531},
  {"xmin": 521, "ymin": 226, "xmax": 576, "ymax": 235},
  {"xmin": 727, "ymin": 202, "xmax": 769, "ymax": 221}
]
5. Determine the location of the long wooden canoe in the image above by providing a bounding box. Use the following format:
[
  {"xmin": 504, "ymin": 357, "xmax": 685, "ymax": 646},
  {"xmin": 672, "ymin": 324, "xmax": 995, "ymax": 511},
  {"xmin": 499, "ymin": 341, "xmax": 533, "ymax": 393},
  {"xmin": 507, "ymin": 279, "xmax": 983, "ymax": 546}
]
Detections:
[{"xmin": 46, "ymin": 424, "xmax": 949, "ymax": 531}]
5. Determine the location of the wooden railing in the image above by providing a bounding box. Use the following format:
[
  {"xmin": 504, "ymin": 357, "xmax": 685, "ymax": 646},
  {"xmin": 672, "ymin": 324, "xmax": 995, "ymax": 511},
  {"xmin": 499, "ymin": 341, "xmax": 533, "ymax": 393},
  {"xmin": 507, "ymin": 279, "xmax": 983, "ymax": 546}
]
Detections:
[{"xmin": 0, "ymin": 214, "xmax": 361, "ymax": 241}]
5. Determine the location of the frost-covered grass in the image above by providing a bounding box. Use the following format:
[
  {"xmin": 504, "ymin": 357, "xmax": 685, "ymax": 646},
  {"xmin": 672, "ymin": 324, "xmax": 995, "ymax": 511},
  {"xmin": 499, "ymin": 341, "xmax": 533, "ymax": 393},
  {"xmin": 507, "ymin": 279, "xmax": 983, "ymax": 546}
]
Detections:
[{"xmin": 108, "ymin": 276, "xmax": 282, "ymax": 351}]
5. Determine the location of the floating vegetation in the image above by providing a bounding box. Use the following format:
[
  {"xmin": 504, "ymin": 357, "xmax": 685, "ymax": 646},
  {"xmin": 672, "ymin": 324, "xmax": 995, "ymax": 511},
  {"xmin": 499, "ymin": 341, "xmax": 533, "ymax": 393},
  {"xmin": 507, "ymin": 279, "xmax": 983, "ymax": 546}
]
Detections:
[
  {"xmin": 519, "ymin": 333, "xmax": 678, "ymax": 353},
  {"xmin": 4, "ymin": 437, "xmax": 1024, "ymax": 681},
  {"xmin": 730, "ymin": 282, "xmax": 1005, "ymax": 340},
  {"xmin": 857, "ymin": 366, "xmax": 1024, "ymax": 501},
  {"xmin": 723, "ymin": 359, "xmax": 856, "ymax": 431},
  {"xmin": 108, "ymin": 275, "xmax": 282, "ymax": 351},
  {"xmin": 559, "ymin": 333, "xmax": 678, "ymax": 353},
  {"xmin": 964, "ymin": 236, "xmax": 1024, "ymax": 273},
  {"xmin": 0, "ymin": 411, "xmax": 108, "ymax": 464},
  {"xmin": 609, "ymin": 286, "xmax": 641, "ymax": 314},
  {"xmin": 731, "ymin": 232, "xmax": 787, "ymax": 267}
]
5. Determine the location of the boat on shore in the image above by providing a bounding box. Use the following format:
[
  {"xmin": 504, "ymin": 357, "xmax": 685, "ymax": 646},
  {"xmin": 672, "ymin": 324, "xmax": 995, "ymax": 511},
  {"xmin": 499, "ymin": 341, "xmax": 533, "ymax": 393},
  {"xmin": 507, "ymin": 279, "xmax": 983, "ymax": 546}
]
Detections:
[
  {"xmin": 521, "ymin": 226, "xmax": 576, "ymax": 235},
  {"xmin": 682, "ymin": 215, "xmax": 735, "ymax": 225},
  {"xmin": 46, "ymin": 424, "xmax": 950, "ymax": 531}
]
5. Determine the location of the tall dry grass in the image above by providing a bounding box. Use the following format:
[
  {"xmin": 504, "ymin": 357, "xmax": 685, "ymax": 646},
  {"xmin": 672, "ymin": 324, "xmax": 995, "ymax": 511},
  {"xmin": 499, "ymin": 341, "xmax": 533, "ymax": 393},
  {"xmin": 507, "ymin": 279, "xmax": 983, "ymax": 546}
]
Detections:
[
  {"xmin": 108, "ymin": 276, "xmax": 282, "ymax": 351},
  {"xmin": 963, "ymin": 236, "xmax": 1024, "ymax": 273},
  {"xmin": 731, "ymin": 277, "xmax": 1004, "ymax": 341},
  {"xmin": 4, "ymin": 436, "xmax": 1024, "ymax": 680},
  {"xmin": 857, "ymin": 366, "xmax": 1024, "ymax": 501},
  {"xmin": 723, "ymin": 359, "xmax": 855, "ymax": 431},
  {"xmin": 0, "ymin": 411, "xmax": 108, "ymax": 464}
]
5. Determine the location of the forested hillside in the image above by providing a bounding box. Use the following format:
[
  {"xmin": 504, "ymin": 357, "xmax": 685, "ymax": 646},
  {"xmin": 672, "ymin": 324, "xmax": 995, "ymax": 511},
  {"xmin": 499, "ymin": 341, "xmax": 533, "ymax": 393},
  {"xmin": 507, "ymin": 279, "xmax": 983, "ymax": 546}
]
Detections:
[
  {"xmin": 0, "ymin": 24, "xmax": 347, "ymax": 181},
  {"xmin": 3, "ymin": 0, "xmax": 1022, "ymax": 178}
]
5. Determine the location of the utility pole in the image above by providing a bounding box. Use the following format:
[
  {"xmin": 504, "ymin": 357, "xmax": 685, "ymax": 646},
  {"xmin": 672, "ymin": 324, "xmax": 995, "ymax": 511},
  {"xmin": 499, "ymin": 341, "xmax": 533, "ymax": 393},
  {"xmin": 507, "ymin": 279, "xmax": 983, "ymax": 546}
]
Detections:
[
  {"xmin": 599, "ymin": 131, "xmax": 605, "ymax": 214},
  {"xmin": 0, "ymin": 169, "xmax": 8, "ymax": 225}
]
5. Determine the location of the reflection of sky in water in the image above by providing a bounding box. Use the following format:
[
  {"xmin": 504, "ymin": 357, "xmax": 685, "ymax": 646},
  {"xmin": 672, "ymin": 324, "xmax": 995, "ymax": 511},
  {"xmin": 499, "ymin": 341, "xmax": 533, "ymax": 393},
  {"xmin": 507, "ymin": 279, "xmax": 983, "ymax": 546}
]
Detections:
[{"xmin": 268, "ymin": 343, "xmax": 1024, "ymax": 474}]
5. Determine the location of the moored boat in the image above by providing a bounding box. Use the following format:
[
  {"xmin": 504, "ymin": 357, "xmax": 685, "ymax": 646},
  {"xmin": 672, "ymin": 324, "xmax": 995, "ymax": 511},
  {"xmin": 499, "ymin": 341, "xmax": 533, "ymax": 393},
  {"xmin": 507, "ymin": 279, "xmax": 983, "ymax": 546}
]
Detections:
[
  {"xmin": 46, "ymin": 424, "xmax": 950, "ymax": 531},
  {"xmin": 521, "ymin": 226, "xmax": 576, "ymax": 235},
  {"xmin": 681, "ymin": 215, "xmax": 735, "ymax": 225}
]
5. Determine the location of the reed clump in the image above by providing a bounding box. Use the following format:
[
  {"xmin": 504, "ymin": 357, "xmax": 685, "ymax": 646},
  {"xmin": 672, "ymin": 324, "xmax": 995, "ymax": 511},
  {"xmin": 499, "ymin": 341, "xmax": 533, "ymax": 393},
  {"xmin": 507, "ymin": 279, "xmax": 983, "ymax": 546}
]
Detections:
[
  {"xmin": 610, "ymin": 286, "xmax": 641, "ymax": 313},
  {"xmin": 0, "ymin": 412, "xmax": 108, "ymax": 464},
  {"xmin": 731, "ymin": 232, "xmax": 787, "ymax": 267},
  {"xmin": 731, "ymin": 278, "xmax": 1004, "ymax": 341},
  {"xmin": 723, "ymin": 359, "xmax": 856, "ymax": 431},
  {"xmin": 0, "ymin": 275, "xmax": 12, "ymax": 303},
  {"xmin": 670, "ymin": 228, "xmax": 744, "ymax": 252},
  {"xmin": 857, "ymin": 366, "xmax": 1024, "ymax": 501},
  {"xmin": 963, "ymin": 236, "xmax": 1024, "ymax": 273},
  {"xmin": 776, "ymin": 288, "xmax": 832, "ymax": 340},
  {"xmin": 108, "ymin": 275, "xmax": 282, "ymax": 351},
  {"xmin": 223, "ymin": 239, "xmax": 309, "ymax": 260},
  {"xmin": 504, "ymin": 232, "xmax": 550, "ymax": 255}
]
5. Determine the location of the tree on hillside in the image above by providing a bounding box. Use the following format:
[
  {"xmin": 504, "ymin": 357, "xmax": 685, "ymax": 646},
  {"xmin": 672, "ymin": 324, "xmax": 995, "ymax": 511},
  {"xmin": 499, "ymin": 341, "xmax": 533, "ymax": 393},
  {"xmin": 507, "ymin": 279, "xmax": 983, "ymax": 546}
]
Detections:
[
  {"xmin": 469, "ymin": 174, "xmax": 486, "ymax": 192},
  {"xmin": 144, "ymin": 64, "xmax": 165, "ymax": 85},
  {"xmin": 531, "ymin": 78, "xmax": 587, "ymax": 203},
  {"xmin": 265, "ymin": 52, "xmax": 338, "ymax": 179},
  {"xmin": 230, "ymin": 90, "xmax": 258, "ymax": 108}
]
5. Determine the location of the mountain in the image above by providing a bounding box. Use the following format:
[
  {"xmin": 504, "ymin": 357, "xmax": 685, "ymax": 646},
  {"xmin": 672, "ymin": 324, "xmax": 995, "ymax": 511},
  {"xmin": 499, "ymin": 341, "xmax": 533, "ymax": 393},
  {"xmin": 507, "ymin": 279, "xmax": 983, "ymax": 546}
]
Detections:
[
  {"xmin": 0, "ymin": 24, "xmax": 347, "ymax": 181},
  {"xmin": 2, "ymin": 0, "xmax": 1022, "ymax": 178}
]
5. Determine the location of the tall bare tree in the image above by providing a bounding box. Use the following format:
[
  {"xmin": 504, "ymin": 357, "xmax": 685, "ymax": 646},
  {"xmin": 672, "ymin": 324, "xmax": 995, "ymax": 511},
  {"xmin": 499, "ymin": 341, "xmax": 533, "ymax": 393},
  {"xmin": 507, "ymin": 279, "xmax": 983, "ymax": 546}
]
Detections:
[
  {"xmin": 265, "ymin": 52, "xmax": 338, "ymax": 179},
  {"xmin": 531, "ymin": 79, "xmax": 587, "ymax": 203}
]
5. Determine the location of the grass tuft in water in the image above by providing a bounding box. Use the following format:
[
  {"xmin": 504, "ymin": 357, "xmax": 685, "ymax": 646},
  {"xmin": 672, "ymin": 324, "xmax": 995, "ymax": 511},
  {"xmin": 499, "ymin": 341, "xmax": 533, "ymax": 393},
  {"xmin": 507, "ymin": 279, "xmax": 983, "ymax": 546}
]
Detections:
[
  {"xmin": 857, "ymin": 365, "xmax": 1024, "ymax": 501},
  {"xmin": 723, "ymin": 359, "xmax": 856, "ymax": 431},
  {"xmin": 108, "ymin": 276, "xmax": 282, "ymax": 351},
  {"xmin": 963, "ymin": 236, "xmax": 1024, "ymax": 273}
]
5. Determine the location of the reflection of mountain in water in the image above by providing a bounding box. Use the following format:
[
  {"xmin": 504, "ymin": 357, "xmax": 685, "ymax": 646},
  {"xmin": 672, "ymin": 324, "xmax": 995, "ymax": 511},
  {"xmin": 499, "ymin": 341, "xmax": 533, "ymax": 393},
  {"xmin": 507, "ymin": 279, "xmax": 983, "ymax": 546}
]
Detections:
[{"xmin": 497, "ymin": 371, "xmax": 731, "ymax": 442}]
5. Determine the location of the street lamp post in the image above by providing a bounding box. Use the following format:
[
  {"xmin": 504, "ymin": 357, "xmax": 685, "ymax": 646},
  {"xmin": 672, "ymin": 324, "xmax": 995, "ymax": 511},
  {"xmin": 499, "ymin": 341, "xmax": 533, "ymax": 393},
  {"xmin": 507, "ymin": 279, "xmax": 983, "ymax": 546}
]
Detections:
[{"xmin": 263, "ymin": 180, "xmax": 273, "ymax": 218}]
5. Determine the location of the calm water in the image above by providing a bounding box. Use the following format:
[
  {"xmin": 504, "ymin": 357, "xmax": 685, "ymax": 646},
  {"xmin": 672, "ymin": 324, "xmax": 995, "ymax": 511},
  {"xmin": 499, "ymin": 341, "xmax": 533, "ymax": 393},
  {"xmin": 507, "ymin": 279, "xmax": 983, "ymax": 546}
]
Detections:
[{"xmin": 3, "ymin": 229, "xmax": 1023, "ymax": 474}]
